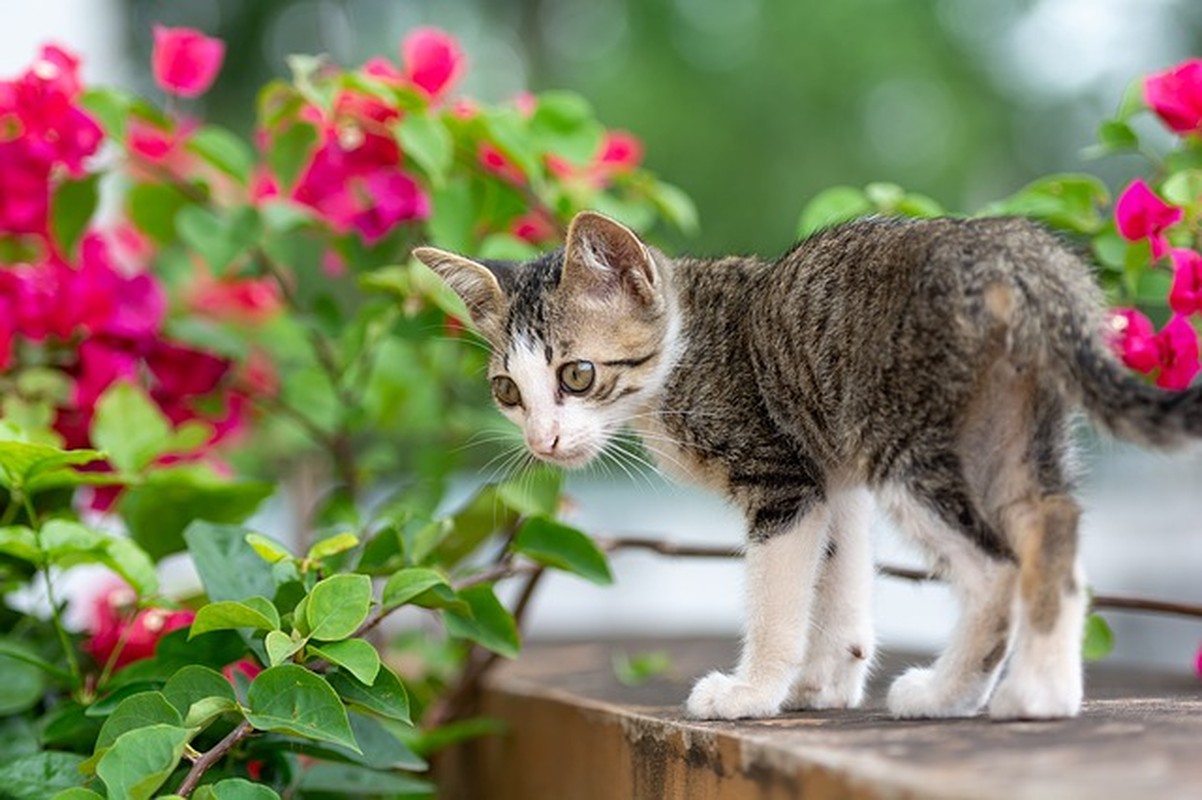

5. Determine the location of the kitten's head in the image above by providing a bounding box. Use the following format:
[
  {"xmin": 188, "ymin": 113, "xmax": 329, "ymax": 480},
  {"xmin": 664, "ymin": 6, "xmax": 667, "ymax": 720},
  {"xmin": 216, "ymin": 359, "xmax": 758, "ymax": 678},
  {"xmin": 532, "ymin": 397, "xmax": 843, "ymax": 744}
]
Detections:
[{"xmin": 414, "ymin": 211, "xmax": 676, "ymax": 469}]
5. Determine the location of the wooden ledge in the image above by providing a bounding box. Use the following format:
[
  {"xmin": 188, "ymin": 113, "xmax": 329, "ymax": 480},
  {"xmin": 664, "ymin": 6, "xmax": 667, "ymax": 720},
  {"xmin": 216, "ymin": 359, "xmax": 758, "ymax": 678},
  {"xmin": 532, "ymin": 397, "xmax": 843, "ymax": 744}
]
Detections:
[{"xmin": 438, "ymin": 639, "xmax": 1202, "ymax": 800}]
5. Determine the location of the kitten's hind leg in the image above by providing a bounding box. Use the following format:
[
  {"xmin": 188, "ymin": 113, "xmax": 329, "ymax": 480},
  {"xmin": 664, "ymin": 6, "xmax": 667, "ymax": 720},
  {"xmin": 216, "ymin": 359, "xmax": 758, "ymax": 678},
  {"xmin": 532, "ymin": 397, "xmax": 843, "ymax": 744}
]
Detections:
[
  {"xmin": 881, "ymin": 483, "xmax": 1018, "ymax": 719},
  {"xmin": 989, "ymin": 495, "xmax": 1085, "ymax": 719},
  {"xmin": 785, "ymin": 486, "xmax": 876, "ymax": 710},
  {"xmin": 686, "ymin": 500, "xmax": 830, "ymax": 720}
]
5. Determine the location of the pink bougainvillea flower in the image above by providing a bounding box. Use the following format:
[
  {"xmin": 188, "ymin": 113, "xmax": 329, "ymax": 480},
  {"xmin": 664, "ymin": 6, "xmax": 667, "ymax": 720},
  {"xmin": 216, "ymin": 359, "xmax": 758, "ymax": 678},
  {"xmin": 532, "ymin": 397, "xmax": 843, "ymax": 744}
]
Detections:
[
  {"xmin": 1155, "ymin": 314, "xmax": 1200, "ymax": 390},
  {"xmin": 151, "ymin": 25, "xmax": 225, "ymax": 98},
  {"xmin": 127, "ymin": 117, "xmax": 191, "ymax": 163},
  {"xmin": 321, "ymin": 249, "xmax": 347, "ymax": 278},
  {"xmin": 478, "ymin": 142, "xmax": 524, "ymax": 184},
  {"xmin": 188, "ymin": 273, "xmax": 283, "ymax": 324},
  {"xmin": 0, "ymin": 139, "xmax": 52, "ymax": 234},
  {"xmin": 1195, "ymin": 642, "xmax": 1202, "ymax": 678},
  {"xmin": 1110, "ymin": 308, "xmax": 1161, "ymax": 374},
  {"xmin": 86, "ymin": 579, "xmax": 196, "ymax": 669},
  {"xmin": 362, "ymin": 56, "xmax": 405, "ymax": 85},
  {"xmin": 1145, "ymin": 59, "xmax": 1202, "ymax": 136},
  {"xmin": 1169, "ymin": 248, "xmax": 1202, "ymax": 315},
  {"xmin": 147, "ymin": 340, "xmax": 232, "ymax": 403},
  {"xmin": 223, "ymin": 657, "xmax": 263, "ymax": 685},
  {"xmin": 511, "ymin": 211, "xmax": 557, "ymax": 245},
  {"xmin": 350, "ymin": 170, "xmax": 430, "ymax": 243},
  {"xmin": 596, "ymin": 130, "xmax": 643, "ymax": 174},
  {"xmin": 1115, "ymin": 179, "xmax": 1182, "ymax": 261},
  {"xmin": 401, "ymin": 27, "xmax": 465, "ymax": 100}
]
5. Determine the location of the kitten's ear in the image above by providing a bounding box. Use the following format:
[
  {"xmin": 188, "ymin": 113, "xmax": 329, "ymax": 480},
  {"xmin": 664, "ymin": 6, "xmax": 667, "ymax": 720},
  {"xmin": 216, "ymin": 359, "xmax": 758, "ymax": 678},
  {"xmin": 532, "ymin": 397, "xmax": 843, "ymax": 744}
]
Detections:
[
  {"xmin": 413, "ymin": 247, "xmax": 505, "ymax": 330},
  {"xmin": 562, "ymin": 211, "xmax": 658, "ymax": 306}
]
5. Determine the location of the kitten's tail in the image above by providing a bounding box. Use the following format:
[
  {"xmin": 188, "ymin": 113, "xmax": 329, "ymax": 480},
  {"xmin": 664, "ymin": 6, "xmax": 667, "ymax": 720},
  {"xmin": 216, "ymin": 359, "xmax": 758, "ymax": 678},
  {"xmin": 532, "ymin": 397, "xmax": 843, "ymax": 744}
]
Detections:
[{"xmin": 1043, "ymin": 255, "xmax": 1202, "ymax": 448}]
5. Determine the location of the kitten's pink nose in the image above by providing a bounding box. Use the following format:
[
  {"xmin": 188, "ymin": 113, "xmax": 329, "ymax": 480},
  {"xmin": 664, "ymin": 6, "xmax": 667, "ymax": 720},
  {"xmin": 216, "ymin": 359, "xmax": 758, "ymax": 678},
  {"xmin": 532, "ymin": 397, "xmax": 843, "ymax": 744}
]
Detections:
[{"xmin": 528, "ymin": 423, "xmax": 560, "ymax": 456}]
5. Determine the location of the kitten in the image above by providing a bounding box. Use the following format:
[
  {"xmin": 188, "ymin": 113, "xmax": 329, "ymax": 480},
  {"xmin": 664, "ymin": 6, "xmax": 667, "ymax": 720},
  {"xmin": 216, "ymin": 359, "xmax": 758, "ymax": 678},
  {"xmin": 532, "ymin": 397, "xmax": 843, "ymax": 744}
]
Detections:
[{"xmin": 414, "ymin": 211, "xmax": 1201, "ymax": 720}]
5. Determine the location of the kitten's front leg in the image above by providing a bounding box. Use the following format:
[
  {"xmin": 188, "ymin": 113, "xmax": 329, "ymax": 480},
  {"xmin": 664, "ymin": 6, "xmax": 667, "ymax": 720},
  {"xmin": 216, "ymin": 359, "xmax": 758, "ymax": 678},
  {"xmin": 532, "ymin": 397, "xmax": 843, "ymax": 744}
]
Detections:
[
  {"xmin": 686, "ymin": 502, "xmax": 830, "ymax": 720},
  {"xmin": 785, "ymin": 487, "xmax": 876, "ymax": 710}
]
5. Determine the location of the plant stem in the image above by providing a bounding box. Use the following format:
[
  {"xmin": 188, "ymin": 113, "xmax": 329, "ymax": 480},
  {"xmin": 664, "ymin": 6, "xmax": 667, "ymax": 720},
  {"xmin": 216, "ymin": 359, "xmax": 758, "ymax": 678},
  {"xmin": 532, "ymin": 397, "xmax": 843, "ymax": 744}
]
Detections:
[
  {"xmin": 26, "ymin": 495, "xmax": 83, "ymax": 689},
  {"xmin": 177, "ymin": 720, "xmax": 253, "ymax": 797}
]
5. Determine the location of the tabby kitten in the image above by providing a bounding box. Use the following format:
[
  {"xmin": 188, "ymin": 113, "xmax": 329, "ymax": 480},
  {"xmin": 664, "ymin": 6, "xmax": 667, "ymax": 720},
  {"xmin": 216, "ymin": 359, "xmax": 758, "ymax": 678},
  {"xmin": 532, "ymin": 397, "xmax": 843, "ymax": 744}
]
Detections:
[{"xmin": 414, "ymin": 211, "xmax": 1201, "ymax": 720}]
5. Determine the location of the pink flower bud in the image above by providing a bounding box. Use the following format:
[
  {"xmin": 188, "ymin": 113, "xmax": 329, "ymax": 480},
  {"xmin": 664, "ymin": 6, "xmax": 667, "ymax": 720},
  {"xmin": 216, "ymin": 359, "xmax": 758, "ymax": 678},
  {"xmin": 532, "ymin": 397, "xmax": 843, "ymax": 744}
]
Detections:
[
  {"xmin": 1145, "ymin": 59, "xmax": 1202, "ymax": 136},
  {"xmin": 152, "ymin": 25, "xmax": 225, "ymax": 98},
  {"xmin": 1115, "ymin": 179, "xmax": 1182, "ymax": 261},
  {"xmin": 401, "ymin": 27, "xmax": 465, "ymax": 100}
]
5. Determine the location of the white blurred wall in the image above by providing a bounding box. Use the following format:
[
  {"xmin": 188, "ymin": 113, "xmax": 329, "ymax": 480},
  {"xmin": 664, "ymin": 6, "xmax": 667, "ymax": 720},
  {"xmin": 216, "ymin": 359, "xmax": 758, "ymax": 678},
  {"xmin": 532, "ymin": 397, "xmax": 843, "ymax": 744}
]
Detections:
[{"xmin": 0, "ymin": 0, "xmax": 127, "ymax": 84}]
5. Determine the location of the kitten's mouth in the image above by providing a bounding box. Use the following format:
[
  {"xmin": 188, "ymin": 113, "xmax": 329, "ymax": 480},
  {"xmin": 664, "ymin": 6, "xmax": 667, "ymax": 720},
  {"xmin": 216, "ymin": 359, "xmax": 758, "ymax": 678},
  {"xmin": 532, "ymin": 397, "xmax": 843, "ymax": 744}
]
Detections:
[{"xmin": 530, "ymin": 444, "xmax": 597, "ymax": 470}]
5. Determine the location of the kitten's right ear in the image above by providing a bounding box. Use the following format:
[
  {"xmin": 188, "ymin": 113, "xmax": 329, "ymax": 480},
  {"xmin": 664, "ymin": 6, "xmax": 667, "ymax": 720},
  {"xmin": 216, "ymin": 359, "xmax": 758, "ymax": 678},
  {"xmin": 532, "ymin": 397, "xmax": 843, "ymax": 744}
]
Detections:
[{"xmin": 412, "ymin": 247, "xmax": 505, "ymax": 331}]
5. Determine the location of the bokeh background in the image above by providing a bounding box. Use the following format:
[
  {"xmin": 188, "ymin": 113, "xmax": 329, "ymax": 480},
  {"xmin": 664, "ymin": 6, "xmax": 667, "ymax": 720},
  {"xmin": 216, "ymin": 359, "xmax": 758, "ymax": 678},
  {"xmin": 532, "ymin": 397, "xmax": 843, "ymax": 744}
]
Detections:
[{"xmin": 4, "ymin": 0, "xmax": 1202, "ymax": 673}]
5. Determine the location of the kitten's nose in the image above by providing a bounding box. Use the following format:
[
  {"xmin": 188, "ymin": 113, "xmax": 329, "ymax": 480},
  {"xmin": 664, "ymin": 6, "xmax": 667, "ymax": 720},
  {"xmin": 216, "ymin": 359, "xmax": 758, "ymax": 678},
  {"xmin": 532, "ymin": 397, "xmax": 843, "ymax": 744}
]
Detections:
[{"xmin": 528, "ymin": 424, "xmax": 560, "ymax": 456}]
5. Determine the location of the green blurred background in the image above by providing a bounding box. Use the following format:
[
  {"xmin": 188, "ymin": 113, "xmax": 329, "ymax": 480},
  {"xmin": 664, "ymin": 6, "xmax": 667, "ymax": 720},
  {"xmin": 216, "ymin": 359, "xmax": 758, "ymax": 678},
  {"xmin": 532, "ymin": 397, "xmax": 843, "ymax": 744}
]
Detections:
[{"xmin": 124, "ymin": 0, "xmax": 1202, "ymax": 254}]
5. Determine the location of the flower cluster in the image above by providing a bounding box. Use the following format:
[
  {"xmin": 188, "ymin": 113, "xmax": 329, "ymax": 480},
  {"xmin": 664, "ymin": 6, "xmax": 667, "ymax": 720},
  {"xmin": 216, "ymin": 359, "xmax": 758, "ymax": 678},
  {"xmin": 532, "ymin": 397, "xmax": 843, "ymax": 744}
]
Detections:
[
  {"xmin": 0, "ymin": 36, "xmax": 279, "ymax": 502},
  {"xmin": 1108, "ymin": 59, "xmax": 1202, "ymax": 390}
]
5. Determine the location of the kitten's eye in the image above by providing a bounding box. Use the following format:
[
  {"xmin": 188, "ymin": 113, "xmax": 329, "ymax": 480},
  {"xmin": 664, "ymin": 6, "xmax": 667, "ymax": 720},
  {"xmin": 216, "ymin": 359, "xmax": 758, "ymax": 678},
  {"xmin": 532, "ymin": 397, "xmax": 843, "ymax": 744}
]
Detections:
[
  {"xmin": 558, "ymin": 360, "xmax": 595, "ymax": 394},
  {"xmin": 491, "ymin": 376, "xmax": 522, "ymax": 407}
]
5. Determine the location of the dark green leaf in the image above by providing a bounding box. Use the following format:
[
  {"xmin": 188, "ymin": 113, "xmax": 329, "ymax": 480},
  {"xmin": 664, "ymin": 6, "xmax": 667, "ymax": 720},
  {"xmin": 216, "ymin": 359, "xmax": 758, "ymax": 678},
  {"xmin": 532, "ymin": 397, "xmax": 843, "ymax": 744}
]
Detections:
[
  {"xmin": 125, "ymin": 181, "xmax": 191, "ymax": 246},
  {"xmin": 381, "ymin": 567, "xmax": 450, "ymax": 609},
  {"xmin": 96, "ymin": 724, "xmax": 190, "ymax": 800},
  {"xmin": 268, "ymin": 122, "xmax": 318, "ymax": 192},
  {"xmin": 328, "ymin": 664, "xmax": 410, "ymax": 722},
  {"xmin": 80, "ymin": 86, "xmax": 133, "ymax": 140},
  {"xmin": 48, "ymin": 790, "xmax": 104, "ymax": 800},
  {"xmin": 980, "ymin": 173, "xmax": 1109, "ymax": 234},
  {"xmin": 162, "ymin": 664, "xmax": 237, "ymax": 720},
  {"xmin": 190, "ymin": 597, "xmax": 281, "ymax": 638},
  {"xmin": 513, "ymin": 515, "xmax": 613, "ymax": 585},
  {"xmin": 245, "ymin": 664, "xmax": 358, "ymax": 751},
  {"xmin": 95, "ymin": 691, "xmax": 182, "ymax": 752},
  {"xmin": 176, "ymin": 205, "xmax": 261, "ymax": 272},
  {"xmin": 192, "ymin": 778, "xmax": 280, "ymax": 800},
  {"xmin": 297, "ymin": 762, "xmax": 433, "ymax": 795},
  {"xmin": 435, "ymin": 486, "xmax": 519, "ymax": 568},
  {"xmin": 309, "ymin": 639, "xmax": 380, "ymax": 685},
  {"xmin": 185, "ymin": 522, "xmax": 278, "ymax": 603},
  {"xmin": 0, "ymin": 752, "xmax": 88, "ymax": 799},
  {"xmin": 265, "ymin": 630, "xmax": 305, "ymax": 667},
  {"xmin": 306, "ymin": 574, "xmax": 373, "ymax": 641},
  {"xmin": 442, "ymin": 584, "xmax": 520, "ymax": 659},
  {"xmin": 0, "ymin": 716, "xmax": 38, "ymax": 760},
  {"xmin": 1085, "ymin": 120, "xmax": 1139, "ymax": 159},
  {"xmin": 50, "ymin": 174, "xmax": 100, "ymax": 258},
  {"xmin": 0, "ymin": 637, "xmax": 46, "ymax": 714},
  {"xmin": 122, "ymin": 467, "xmax": 273, "ymax": 562}
]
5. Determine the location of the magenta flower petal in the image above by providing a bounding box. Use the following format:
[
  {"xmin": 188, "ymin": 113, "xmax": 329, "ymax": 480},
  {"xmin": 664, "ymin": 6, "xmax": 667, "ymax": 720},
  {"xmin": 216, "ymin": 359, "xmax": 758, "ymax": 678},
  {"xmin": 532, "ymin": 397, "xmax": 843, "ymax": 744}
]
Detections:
[
  {"xmin": 1115, "ymin": 179, "xmax": 1182, "ymax": 260},
  {"xmin": 401, "ymin": 27, "xmax": 465, "ymax": 99},
  {"xmin": 152, "ymin": 25, "xmax": 225, "ymax": 98},
  {"xmin": 1154, "ymin": 315, "xmax": 1200, "ymax": 390},
  {"xmin": 1145, "ymin": 59, "xmax": 1202, "ymax": 136},
  {"xmin": 1110, "ymin": 308, "xmax": 1161, "ymax": 374},
  {"xmin": 1169, "ymin": 248, "xmax": 1202, "ymax": 315}
]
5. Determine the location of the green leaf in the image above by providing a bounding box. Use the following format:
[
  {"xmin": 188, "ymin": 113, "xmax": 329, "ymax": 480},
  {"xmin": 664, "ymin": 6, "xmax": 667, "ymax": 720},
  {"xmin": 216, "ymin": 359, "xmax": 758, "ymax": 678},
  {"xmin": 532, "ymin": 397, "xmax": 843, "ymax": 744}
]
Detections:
[
  {"xmin": 496, "ymin": 468, "xmax": 563, "ymax": 517},
  {"xmin": 612, "ymin": 649, "xmax": 673, "ymax": 686},
  {"xmin": 427, "ymin": 177, "xmax": 475, "ymax": 254},
  {"xmin": 1082, "ymin": 613, "xmax": 1114, "ymax": 662},
  {"xmin": 91, "ymin": 382, "xmax": 172, "ymax": 473},
  {"xmin": 121, "ymin": 467, "xmax": 273, "ymax": 562},
  {"xmin": 1084, "ymin": 119, "xmax": 1140, "ymax": 159},
  {"xmin": 1161, "ymin": 169, "xmax": 1202, "ymax": 209},
  {"xmin": 101, "ymin": 536, "xmax": 159, "ymax": 595},
  {"xmin": 306, "ymin": 531, "xmax": 360, "ymax": 562},
  {"xmin": 0, "ymin": 752, "xmax": 88, "ymax": 799},
  {"xmin": 381, "ymin": 567, "xmax": 450, "ymax": 609},
  {"xmin": 512, "ymin": 516, "xmax": 613, "ymax": 585},
  {"xmin": 245, "ymin": 664, "xmax": 359, "ymax": 751},
  {"xmin": 798, "ymin": 186, "xmax": 873, "ymax": 237},
  {"xmin": 161, "ymin": 664, "xmax": 237, "ymax": 721},
  {"xmin": 0, "ymin": 716, "xmax": 38, "ymax": 760},
  {"xmin": 442, "ymin": 584, "xmax": 521, "ymax": 659},
  {"xmin": 125, "ymin": 181, "xmax": 191, "ymax": 246},
  {"xmin": 435, "ymin": 486, "xmax": 520, "ymax": 568},
  {"xmin": 80, "ymin": 86, "xmax": 133, "ymax": 140},
  {"xmin": 398, "ymin": 112, "xmax": 452, "ymax": 186},
  {"xmin": 94, "ymin": 692, "xmax": 182, "ymax": 754},
  {"xmin": 51, "ymin": 173, "xmax": 100, "ymax": 258},
  {"xmin": 0, "ymin": 638, "xmax": 47, "ymax": 714},
  {"xmin": 265, "ymin": 630, "xmax": 305, "ymax": 667},
  {"xmin": 0, "ymin": 436, "xmax": 103, "ymax": 494},
  {"xmin": 980, "ymin": 173, "xmax": 1110, "ymax": 234},
  {"xmin": 246, "ymin": 533, "xmax": 292, "ymax": 564},
  {"xmin": 185, "ymin": 522, "xmax": 278, "ymax": 603},
  {"xmin": 96, "ymin": 724, "xmax": 190, "ymax": 800},
  {"xmin": 297, "ymin": 762, "xmax": 433, "ymax": 796},
  {"xmin": 307, "ymin": 573, "xmax": 373, "ymax": 641},
  {"xmin": 49, "ymin": 790, "xmax": 105, "ymax": 800},
  {"xmin": 190, "ymin": 597, "xmax": 281, "ymax": 638},
  {"xmin": 1115, "ymin": 77, "xmax": 1146, "ymax": 121},
  {"xmin": 187, "ymin": 126, "xmax": 255, "ymax": 183},
  {"xmin": 36, "ymin": 520, "xmax": 158, "ymax": 594},
  {"xmin": 0, "ymin": 525, "xmax": 38, "ymax": 562},
  {"xmin": 483, "ymin": 108, "xmax": 541, "ymax": 183},
  {"xmin": 649, "ymin": 180, "xmax": 700, "ymax": 236},
  {"xmin": 268, "ymin": 122, "xmax": 319, "ymax": 192},
  {"xmin": 529, "ymin": 90, "xmax": 604, "ymax": 165},
  {"xmin": 309, "ymin": 639, "xmax": 380, "ymax": 685},
  {"xmin": 327, "ymin": 664, "xmax": 410, "ymax": 722},
  {"xmin": 177, "ymin": 205, "xmax": 261, "ymax": 273},
  {"xmin": 193, "ymin": 778, "xmax": 281, "ymax": 800}
]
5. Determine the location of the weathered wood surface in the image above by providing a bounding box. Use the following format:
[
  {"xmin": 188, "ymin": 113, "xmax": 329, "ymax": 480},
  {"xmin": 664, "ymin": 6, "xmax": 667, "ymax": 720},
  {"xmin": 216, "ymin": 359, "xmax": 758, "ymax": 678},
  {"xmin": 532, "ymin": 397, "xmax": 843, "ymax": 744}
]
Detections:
[{"xmin": 439, "ymin": 639, "xmax": 1202, "ymax": 800}]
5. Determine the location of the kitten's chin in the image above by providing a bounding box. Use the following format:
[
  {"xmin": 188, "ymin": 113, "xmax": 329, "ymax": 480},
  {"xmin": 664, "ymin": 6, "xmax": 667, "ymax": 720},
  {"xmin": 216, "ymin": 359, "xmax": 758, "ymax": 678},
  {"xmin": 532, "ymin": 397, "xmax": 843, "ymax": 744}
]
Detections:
[{"xmin": 530, "ymin": 444, "xmax": 599, "ymax": 470}]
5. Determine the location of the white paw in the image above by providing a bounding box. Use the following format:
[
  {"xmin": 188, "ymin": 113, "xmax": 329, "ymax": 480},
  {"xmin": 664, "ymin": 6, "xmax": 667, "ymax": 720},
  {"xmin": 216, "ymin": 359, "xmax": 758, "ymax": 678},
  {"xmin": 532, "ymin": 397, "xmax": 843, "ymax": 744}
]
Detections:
[
  {"xmin": 886, "ymin": 667, "xmax": 983, "ymax": 719},
  {"xmin": 785, "ymin": 665, "xmax": 868, "ymax": 710},
  {"xmin": 685, "ymin": 671, "xmax": 783, "ymax": 720},
  {"xmin": 989, "ymin": 673, "xmax": 1082, "ymax": 720}
]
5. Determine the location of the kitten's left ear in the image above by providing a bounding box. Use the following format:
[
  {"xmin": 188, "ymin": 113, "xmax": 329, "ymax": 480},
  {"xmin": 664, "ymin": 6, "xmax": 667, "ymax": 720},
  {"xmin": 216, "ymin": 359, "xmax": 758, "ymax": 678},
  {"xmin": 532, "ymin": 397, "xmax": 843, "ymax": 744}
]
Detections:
[{"xmin": 562, "ymin": 211, "xmax": 659, "ymax": 307}]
